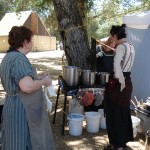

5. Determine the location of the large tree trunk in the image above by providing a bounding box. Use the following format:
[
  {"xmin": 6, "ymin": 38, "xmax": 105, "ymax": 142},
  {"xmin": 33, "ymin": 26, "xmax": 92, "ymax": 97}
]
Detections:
[{"xmin": 53, "ymin": 0, "xmax": 96, "ymax": 70}]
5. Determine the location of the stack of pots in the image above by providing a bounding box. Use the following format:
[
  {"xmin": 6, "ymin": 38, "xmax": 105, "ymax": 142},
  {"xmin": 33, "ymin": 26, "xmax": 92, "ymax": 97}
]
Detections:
[{"xmin": 63, "ymin": 66, "xmax": 98, "ymax": 87}]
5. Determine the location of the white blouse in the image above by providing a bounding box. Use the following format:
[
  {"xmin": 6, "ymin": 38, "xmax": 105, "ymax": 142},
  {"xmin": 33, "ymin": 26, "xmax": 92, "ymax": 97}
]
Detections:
[{"xmin": 114, "ymin": 42, "xmax": 135, "ymax": 91}]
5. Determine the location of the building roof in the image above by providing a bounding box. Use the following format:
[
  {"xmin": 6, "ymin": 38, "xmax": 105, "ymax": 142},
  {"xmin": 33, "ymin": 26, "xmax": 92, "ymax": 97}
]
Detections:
[{"xmin": 0, "ymin": 11, "xmax": 32, "ymax": 36}]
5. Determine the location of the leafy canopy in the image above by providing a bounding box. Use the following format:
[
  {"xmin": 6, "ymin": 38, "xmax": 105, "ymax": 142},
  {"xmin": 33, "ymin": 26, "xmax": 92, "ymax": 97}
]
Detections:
[{"xmin": 0, "ymin": 0, "xmax": 150, "ymax": 39}]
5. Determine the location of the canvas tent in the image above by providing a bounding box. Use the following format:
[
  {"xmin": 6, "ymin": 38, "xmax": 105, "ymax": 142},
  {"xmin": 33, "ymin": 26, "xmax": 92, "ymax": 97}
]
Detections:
[
  {"xmin": 0, "ymin": 11, "xmax": 56, "ymax": 51},
  {"xmin": 123, "ymin": 10, "xmax": 150, "ymax": 102}
]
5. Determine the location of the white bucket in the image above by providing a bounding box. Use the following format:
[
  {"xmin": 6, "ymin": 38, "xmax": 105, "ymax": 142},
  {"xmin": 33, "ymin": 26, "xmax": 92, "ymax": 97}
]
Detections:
[
  {"xmin": 85, "ymin": 112, "xmax": 101, "ymax": 133},
  {"xmin": 131, "ymin": 116, "xmax": 141, "ymax": 138},
  {"xmin": 67, "ymin": 113, "xmax": 84, "ymax": 136},
  {"xmin": 98, "ymin": 109, "xmax": 106, "ymax": 129}
]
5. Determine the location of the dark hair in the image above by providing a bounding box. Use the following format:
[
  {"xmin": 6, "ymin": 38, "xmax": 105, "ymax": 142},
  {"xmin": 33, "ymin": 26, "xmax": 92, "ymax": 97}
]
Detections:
[
  {"xmin": 8, "ymin": 26, "xmax": 33, "ymax": 49},
  {"xmin": 110, "ymin": 24, "xmax": 126, "ymax": 40}
]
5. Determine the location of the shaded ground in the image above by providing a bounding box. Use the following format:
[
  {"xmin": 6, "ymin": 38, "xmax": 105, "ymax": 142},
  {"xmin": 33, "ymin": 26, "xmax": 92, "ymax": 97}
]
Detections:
[{"xmin": 0, "ymin": 51, "xmax": 146, "ymax": 150}]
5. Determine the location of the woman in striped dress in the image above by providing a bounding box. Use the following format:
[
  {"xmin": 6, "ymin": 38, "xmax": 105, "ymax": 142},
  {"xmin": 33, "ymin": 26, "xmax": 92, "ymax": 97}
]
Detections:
[{"xmin": 0, "ymin": 26, "xmax": 55, "ymax": 150}]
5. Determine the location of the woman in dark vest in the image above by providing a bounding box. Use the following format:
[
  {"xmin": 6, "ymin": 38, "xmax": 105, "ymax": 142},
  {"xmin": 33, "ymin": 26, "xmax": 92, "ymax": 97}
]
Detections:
[
  {"xmin": 87, "ymin": 37, "xmax": 116, "ymax": 112},
  {"xmin": 104, "ymin": 24, "xmax": 135, "ymax": 150},
  {"xmin": 96, "ymin": 37, "xmax": 116, "ymax": 73}
]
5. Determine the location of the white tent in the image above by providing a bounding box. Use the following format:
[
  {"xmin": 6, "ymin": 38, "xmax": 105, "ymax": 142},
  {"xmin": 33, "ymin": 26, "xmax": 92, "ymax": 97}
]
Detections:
[
  {"xmin": 123, "ymin": 10, "xmax": 150, "ymax": 102},
  {"xmin": 123, "ymin": 10, "xmax": 150, "ymax": 29}
]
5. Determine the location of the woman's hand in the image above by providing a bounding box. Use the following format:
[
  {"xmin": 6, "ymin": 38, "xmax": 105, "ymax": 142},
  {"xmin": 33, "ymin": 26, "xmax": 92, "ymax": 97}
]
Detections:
[
  {"xmin": 113, "ymin": 74, "xmax": 119, "ymax": 80},
  {"xmin": 42, "ymin": 76, "xmax": 52, "ymax": 87},
  {"xmin": 96, "ymin": 51, "xmax": 103, "ymax": 57}
]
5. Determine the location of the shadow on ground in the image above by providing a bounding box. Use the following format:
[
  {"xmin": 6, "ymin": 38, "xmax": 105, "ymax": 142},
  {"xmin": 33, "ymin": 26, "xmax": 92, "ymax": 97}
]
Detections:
[{"xmin": 49, "ymin": 94, "xmax": 145, "ymax": 150}]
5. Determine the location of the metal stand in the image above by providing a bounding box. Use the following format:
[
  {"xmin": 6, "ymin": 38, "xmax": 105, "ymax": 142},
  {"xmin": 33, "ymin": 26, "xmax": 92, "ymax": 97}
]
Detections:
[
  {"xmin": 53, "ymin": 75, "xmax": 105, "ymax": 135},
  {"xmin": 53, "ymin": 76, "xmax": 79, "ymax": 135}
]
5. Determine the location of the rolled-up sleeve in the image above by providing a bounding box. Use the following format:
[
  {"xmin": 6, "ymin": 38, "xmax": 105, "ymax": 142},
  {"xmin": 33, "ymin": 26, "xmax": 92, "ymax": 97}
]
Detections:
[
  {"xmin": 114, "ymin": 45, "xmax": 125, "ymax": 79},
  {"xmin": 11, "ymin": 56, "xmax": 34, "ymax": 86},
  {"xmin": 114, "ymin": 45, "xmax": 126, "ymax": 91}
]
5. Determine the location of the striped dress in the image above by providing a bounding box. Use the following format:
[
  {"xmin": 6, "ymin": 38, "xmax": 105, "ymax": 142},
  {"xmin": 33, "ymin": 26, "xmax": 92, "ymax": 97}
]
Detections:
[{"xmin": 0, "ymin": 51, "xmax": 34, "ymax": 150}]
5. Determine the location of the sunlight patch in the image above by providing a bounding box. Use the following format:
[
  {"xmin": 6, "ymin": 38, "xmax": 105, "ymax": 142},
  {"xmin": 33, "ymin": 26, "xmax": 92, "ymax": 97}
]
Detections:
[{"xmin": 66, "ymin": 140, "xmax": 84, "ymax": 146}]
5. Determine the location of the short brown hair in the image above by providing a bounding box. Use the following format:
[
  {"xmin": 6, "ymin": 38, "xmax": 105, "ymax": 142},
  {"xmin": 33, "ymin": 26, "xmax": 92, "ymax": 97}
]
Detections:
[{"xmin": 8, "ymin": 26, "xmax": 33, "ymax": 49}]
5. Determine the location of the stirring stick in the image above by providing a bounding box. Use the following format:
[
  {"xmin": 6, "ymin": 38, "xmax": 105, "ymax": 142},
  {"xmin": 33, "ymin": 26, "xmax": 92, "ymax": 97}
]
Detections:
[
  {"xmin": 96, "ymin": 40, "xmax": 115, "ymax": 51},
  {"xmin": 134, "ymin": 96, "xmax": 139, "ymax": 106},
  {"xmin": 141, "ymin": 99, "xmax": 143, "ymax": 105},
  {"xmin": 131, "ymin": 100, "xmax": 137, "ymax": 108},
  {"xmin": 100, "ymin": 42, "xmax": 115, "ymax": 51}
]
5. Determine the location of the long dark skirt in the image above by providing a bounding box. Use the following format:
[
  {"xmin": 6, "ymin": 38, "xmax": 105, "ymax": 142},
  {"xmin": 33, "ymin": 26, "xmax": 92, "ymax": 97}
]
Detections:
[{"xmin": 104, "ymin": 76, "xmax": 134, "ymax": 148}]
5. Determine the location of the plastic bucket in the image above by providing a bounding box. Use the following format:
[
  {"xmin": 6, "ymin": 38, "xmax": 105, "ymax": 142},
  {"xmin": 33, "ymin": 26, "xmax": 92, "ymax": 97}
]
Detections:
[
  {"xmin": 85, "ymin": 112, "xmax": 101, "ymax": 133},
  {"xmin": 98, "ymin": 109, "xmax": 106, "ymax": 129},
  {"xmin": 67, "ymin": 113, "xmax": 84, "ymax": 136},
  {"xmin": 131, "ymin": 116, "xmax": 141, "ymax": 138}
]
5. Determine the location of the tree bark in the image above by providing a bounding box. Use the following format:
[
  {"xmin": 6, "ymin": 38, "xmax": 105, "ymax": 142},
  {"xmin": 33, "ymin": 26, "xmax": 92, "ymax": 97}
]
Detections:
[
  {"xmin": 53, "ymin": 0, "xmax": 96, "ymax": 70},
  {"xmin": 76, "ymin": 0, "xmax": 87, "ymax": 27}
]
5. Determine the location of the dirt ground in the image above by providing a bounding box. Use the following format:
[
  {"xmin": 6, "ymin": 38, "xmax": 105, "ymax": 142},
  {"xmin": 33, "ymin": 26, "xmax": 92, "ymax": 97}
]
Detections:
[
  {"xmin": 0, "ymin": 51, "xmax": 146, "ymax": 150},
  {"xmin": 49, "ymin": 95, "xmax": 145, "ymax": 150}
]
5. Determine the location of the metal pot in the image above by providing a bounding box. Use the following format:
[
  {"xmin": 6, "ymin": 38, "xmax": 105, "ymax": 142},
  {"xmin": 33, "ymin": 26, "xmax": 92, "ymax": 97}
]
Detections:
[
  {"xmin": 81, "ymin": 70, "xmax": 96, "ymax": 86},
  {"xmin": 99, "ymin": 72, "xmax": 110, "ymax": 85},
  {"xmin": 63, "ymin": 66, "xmax": 80, "ymax": 86}
]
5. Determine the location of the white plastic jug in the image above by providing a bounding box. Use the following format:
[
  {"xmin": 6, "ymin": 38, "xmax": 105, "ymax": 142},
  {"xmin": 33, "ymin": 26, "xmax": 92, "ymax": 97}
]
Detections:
[
  {"xmin": 131, "ymin": 116, "xmax": 141, "ymax": 138},
  {"xmin": 69, "ymin": 98, "xmax": 84, "ymax": 114},
  {"xmin": 98, "ymin": 109, "xmax": 106, "ymax": 129}
]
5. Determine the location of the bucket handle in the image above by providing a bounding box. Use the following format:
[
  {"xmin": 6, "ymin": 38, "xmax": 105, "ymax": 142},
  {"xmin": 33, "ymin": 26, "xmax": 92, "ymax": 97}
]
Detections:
[{"xmin": 62, "ymin": 110, "xmax": 68, "ymax": 115}]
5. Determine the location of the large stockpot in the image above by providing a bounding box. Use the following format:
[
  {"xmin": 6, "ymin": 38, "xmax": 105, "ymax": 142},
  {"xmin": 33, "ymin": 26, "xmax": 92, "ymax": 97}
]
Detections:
[
  {"xmin": 99, "ymin": 72, "xmax": 110, "ymax": 85},
  {"xmin": 81, "ymin": 70, "xmax": 96, "ymax": 86},
  {"xmin": 63, "ymin": 66, "xmax": 81, "ymax": 86}
]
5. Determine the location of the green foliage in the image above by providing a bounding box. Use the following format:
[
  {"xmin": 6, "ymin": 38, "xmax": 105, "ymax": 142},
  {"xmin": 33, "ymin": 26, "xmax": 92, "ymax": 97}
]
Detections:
[
  {"xmin": 0, "ymin": 0, "xmax": 9, "ymax": 20},
  {"xmin": 1, "ymin": 0, "xmax": 150, "ymax": 40},
  {"xmin": 86, "ymin": 0, "xmax": 150, "ymax": 39},
  {"xmin": 84, "ymin": 0, "xmax": 95, "ymax": 10},
  {"xmin": 87, "ymin": 0, "xmax": 122, "ymax": 39}
]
